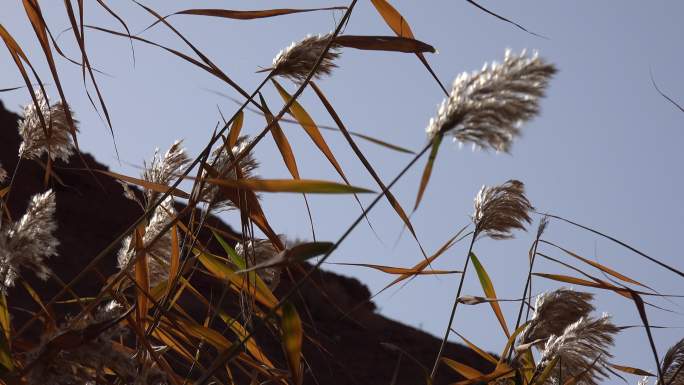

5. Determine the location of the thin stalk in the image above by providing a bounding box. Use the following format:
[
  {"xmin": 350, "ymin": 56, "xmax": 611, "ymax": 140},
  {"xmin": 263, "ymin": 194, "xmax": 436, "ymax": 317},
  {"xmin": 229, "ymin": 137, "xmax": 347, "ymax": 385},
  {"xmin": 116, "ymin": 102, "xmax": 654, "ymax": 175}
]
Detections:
[
  {"xmin": 508, "ymin": 235, "xmax": 542, "ymax": 361},
  {"xmin": 429, "ymin": 231, "xmax": 477, "ymax": 380}
]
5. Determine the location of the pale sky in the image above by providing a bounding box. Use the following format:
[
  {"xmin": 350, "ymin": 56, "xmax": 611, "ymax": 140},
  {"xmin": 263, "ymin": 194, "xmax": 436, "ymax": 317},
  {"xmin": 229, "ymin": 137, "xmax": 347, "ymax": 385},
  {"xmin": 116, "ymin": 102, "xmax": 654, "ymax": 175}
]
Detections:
[{"xmin": 1, "ymin": 0, "xmax": 683, "ymax": 380}]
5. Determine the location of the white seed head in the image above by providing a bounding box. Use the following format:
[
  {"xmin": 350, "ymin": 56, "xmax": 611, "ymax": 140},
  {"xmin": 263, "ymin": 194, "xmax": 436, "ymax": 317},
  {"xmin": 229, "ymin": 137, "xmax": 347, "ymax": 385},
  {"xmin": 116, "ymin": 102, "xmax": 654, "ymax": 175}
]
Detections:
[
  {"xmin": 426, "ymin": 50, "xmax": 556, "ymax": 152},
  {"xmin": 522, "ymin": 288, "xmax": 595, "ymax": 345},
  {"xmin": 661, "ymin": 338, "xmax": 684, "ymax": 385},
  {"xmin": 202, "ymin": 135, "xmax": 259, "ymax": 211},
  {"xmin": 18, "ymin": 91, "xmax": 77, "ymax": 162},
  {"xmin": 538, "ymin": 315, "xmax": 619, "ymax": 385},
  {"xmin": 117, "ymin": 197, "xmax": 176, "ymax": 288},
  {"xmin": 472, "ymin": 179, "xmax": 533, "ymax": 239},
  {"xmin": 272, "ymin": 33, "xmax": 341, "ymax": 82},
  {"xmin": 142, "ymin": 140, "xmax": 189, "ymax": 204},
  {"xmin": 0, "ymin": 190, "xmax": 58, "ymax": 292},
  {"xmin": 235, "ymin": 237, "xmax": 284, "ymax": 290}
]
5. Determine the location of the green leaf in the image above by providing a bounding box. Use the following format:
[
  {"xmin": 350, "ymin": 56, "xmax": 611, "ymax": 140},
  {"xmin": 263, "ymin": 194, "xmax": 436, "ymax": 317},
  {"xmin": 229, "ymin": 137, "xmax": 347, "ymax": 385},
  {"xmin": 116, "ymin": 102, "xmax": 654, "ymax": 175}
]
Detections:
[{"xmin": 470, "ymin": 252, "xmax": 510, "ymax": 338}]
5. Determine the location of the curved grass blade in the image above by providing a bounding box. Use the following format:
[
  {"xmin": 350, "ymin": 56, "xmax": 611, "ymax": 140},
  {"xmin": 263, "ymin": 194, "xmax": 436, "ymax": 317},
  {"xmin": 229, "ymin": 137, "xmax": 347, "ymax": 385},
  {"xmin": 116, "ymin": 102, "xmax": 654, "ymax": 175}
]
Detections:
[
  {"xmin": 203, "ymin": 178, "xmax": 372, "ymax": 194},
  {"xmin": 469, "ymin": 252, "xmax": 510, "ymax": 338},
  {"xmin": 465, "ymin": 0, "xmax": 546, "ymax": 39},
  {"xmin": 332, "ymin": 262, "xmax": 459, "ymax": 276},
  {"xmin": 369, "ymin": 0, "xmax": 448, "ymax": 94},
  {"xmin": 281, "ymin": 303, "xmax": 303, "ymax": 385},
  {"xmin": 544, "ymin": 213, "xmax": 684, "ymax": 278},
  {"xmin": 453, "ymin": 331, "xmax": 498, "ymax": 365},
  {"xmin": 540, "ymin": 240, "xmax": 653, "ymax": 290},
  {"xmin": 414, "ymin": 133, "xmax": 442, "ymax": 211},
  {"xmin": 210, "ymin": 89, "xmax": 416, "ymax": 154},
  {"xmin": 95, "ymin": 169, "xmax": 190, "ymax": 199},
  {"xmin": 608, "ymin": 363, "xmax": 655, "ymax": 377},
  {"xmin": 309, "ymin": 82, "xmax": 430, "ymax": 262},
  {"xmin": 333, "ymin": 35, "xmax": 435, "ymax": 53},
  {"xmin": 227, "ymin": 110, "xmax": 244, "ymax": 148},
  {"xmin": 442, "ymin": 357, "xmax": 483, "ymax": 379}
]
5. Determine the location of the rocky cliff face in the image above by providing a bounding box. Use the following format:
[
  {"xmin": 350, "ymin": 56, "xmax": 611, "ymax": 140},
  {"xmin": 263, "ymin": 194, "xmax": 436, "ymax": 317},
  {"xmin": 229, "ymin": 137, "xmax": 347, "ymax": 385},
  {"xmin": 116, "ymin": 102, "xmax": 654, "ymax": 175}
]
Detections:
[{"xmin": 0, "ymin": 101, "xmax": 493, "ymax": 384}]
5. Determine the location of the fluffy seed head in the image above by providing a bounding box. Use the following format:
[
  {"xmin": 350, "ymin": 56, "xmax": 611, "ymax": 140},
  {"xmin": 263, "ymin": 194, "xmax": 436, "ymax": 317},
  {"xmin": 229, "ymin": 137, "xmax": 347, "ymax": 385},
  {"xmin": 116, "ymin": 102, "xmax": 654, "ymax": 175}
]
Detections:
[
  {"xmin": 202, "ymin": 135, "xmax": 259, "ymax": 211},
  {"xmin": 142, "ymin": 140, "xmax": 190, "ymax": 204},
  {"xmin": 0, "ymin": 190, "xmax": 58, "ymax": 291},
  {"xmin": 660, "ymin": 338, "xmax": 684, "ymax": 385},
  {"xmin": 522, "ymin": 288, "xmax": 595, "ymax": 345},
  {"xmin": 472, "ymin": 179, "xmax": 533, "ymax": 239},
  {"xmin": 235, "ymin": 237, "xmax": 282, "ymax": 290},
  {"xmin": 117, "ymin": 197, "xmax": 175, "ymax": 288},
  {"xmin": 271, "ymin": 33, "xmax": 341, "ymax": 82},
  {"xmin": 538, "ymin": 315, "xmax": 619, "ymax": 385},
  {"xmin": 426, "ymin": 49, "xmax": 556, "ymax": 152},
  {"xmin": 18, "ymin": 91, "xmax": 78, "ymax": 162}
]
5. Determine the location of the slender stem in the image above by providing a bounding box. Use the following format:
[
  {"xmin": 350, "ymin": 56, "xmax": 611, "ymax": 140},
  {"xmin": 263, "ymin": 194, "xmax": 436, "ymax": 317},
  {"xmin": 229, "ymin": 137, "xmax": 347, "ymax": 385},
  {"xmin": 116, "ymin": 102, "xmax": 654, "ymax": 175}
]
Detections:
[
  {"xmin": 429, "ymin": 231, "xmax": 477, "ymax": 380},
  {"xmin": 508, "ymin": 237, "xmax": 541, "ymax": 362}
]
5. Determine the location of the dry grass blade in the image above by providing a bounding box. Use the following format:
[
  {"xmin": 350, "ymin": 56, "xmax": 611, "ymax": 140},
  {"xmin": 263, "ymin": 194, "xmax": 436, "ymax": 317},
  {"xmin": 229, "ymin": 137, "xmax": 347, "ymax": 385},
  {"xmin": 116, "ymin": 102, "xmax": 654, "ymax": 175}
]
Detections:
[
  {"xmin": 540, "ymin": 240, "xmax": 657, "ymax": 296},
  {"xmin": 543, "ymin": 213, "xmax": 684, "ymax": 278},
  {"xmin": 62, "ymin": 0, "xmax": 116, "ymax": 152},
  {"xmin": 22, "ymin": 1, "xmax": 81, "ymax": 152},
  {"xmin": 271, "ymin": 80, "xmax": 347, "ymax": 181},
  {"xmin": 227, "ymin": 110, "xmax": 244, "ymax": 148},
  {"xmin": 469, "ymin": 252, "xmax": 510, "ymax": 338},
  {"xmin": 310, "ymin": 81, "xmax": 429, "ymax": 262},
  {"xmin": 281, "ymin": 303, "xmax": 303, "ymax": 385},
  {"xmin": 203, "ymin": 178, "xmax": 373, "ymax": 194},
  {"xmin": 629, "ymin": 290, "xmax": 665, "ymax": 383},
  {"xmin": 453, "ymin": 331, "xmax": 498, "ymax": 365},
  {"xmin": 608, "ymin": 363, "xmax": 655, "ymax": 377},
  {"xmin": 332, "ymin": 262, "xmax": 460, "ymax": 276},
  {"xmin": 413, "ymin": 133, "xmax": 442, "ymax": 211},
  {"xmin": 333, "ymin": 35, "xmax": 435, "ymax": 53},
  {"xmin": 164, "ymin": 6, "xmax": 346, "ymax": 21},
  {"xmin": 95, "ymin": 169, "xmax": 191, "ymax": 199},
  {"xmin": 441, "ymin": 357, "xmax": 483, "ymax": 379},
  {"xmin": 259, "ymin": 93, "xmax": 301, "ymax": 179},
  {"xmin": 212, "ymin": 89, "xmax": 416, "ymax": 154},
  {"xmin": 369, "ymin": 0, "xmax": 449, "ymax": 94}
]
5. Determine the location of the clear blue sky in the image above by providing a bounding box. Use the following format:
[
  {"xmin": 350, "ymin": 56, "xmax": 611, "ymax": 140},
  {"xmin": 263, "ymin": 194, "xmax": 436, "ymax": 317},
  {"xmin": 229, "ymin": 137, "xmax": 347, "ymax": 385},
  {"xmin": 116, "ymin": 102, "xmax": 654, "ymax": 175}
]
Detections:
[{"xmin": 2, "ymin": 0, "xmax": 683, "ymax": 379}]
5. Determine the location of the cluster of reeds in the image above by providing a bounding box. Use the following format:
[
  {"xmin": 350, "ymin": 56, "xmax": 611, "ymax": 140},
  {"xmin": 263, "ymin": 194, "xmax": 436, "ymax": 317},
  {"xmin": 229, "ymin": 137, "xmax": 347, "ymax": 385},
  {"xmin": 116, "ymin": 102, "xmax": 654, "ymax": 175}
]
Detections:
[{"xmin": 0, "ymin": 1, "xmax": 680, "ymax": 385}]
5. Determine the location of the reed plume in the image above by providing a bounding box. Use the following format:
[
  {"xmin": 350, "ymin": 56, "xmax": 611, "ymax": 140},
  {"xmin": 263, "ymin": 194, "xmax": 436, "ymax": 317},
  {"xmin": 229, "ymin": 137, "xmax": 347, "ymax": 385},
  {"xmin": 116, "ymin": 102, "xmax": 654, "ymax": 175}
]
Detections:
[
  {"xmin": 117, "ymin": 197, "xmax": 175, "ymax": 287},
  {"xmin": 0, "ymin": 190, "xmax": 58, "ymax": 292},
  {"xmin": 0, "ymin": 162, "xmax": 6, "ymax": 183},
  {"xmin": 538, "ymin": 315, "xmax": 619, "ymax": 385},
  {"xmin": 522, "ymin": 288, "xmax": 595, "ymax": 345},
  {"xmin": 426, "ymin": 50, "xmax": 556, "ymax": 152},
  {"xmin": 141, "ymin": 139, "xmax": 190, "ymax": 204},
  {"xmin": 473, "ymin": 179, "xmax": 533, "ymax": 239},
  {"xmin": 117, "ymin": 141, "xmax": 188, "ymax": 286},
  {"xmin": 18, "ymin": 91, "xmax": 78, "ymax": 162},
  {"xmin": 660, "ymin": 338, "xmax": 684, "ymax": 385},
  {"xmin": 270, "ymin": 33, "xmax": 341, "ymax": 82},
  {"xmin": 202, "ymin": 135, "xmax": 259, "ymax": 211},
  {"xmin": 235, "ymin": 237, "xmax": 283, "ymax": 290}
]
